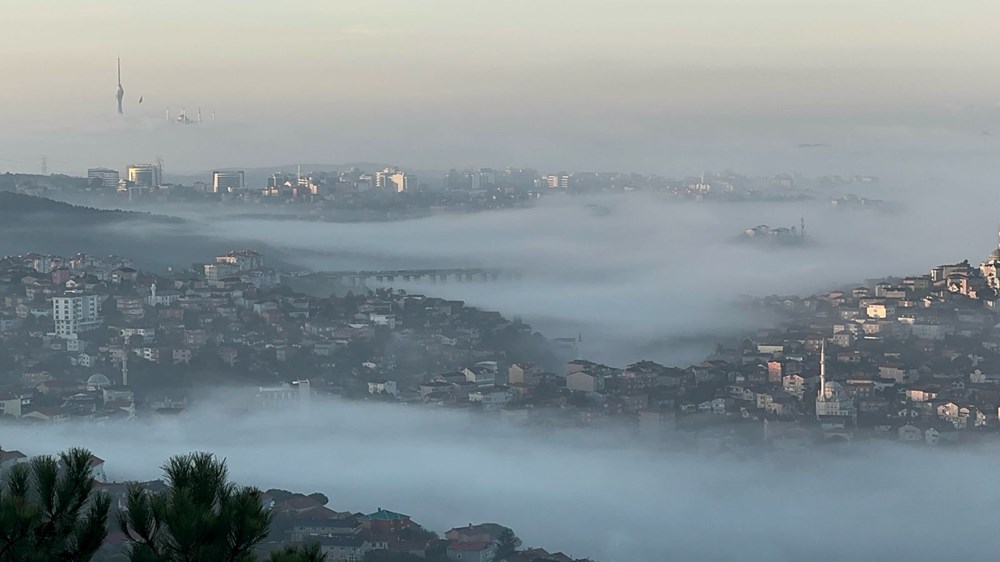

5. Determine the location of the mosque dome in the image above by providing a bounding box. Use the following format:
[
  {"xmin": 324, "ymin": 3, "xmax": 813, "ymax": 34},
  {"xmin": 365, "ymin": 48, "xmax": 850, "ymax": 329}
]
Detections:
[
  {"xmin": 821, "ymin": 381, "xmax": 846, "ymax": 400},
  {"xmin": 87, "ymin": 373, "xmax": 111, "ymax": 389}
]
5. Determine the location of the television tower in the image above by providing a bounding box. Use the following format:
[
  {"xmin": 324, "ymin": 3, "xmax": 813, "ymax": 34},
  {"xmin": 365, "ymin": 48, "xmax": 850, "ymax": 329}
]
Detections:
[{"xmin": 116, "ymin": 58, "xmax": 125, "ymax": 114}]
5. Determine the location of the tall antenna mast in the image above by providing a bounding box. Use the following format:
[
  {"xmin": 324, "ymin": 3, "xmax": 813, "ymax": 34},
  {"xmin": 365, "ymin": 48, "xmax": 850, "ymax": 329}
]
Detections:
[{"xmin": 116, "ymin": 58, "xmax": 125, "ymax": 114}]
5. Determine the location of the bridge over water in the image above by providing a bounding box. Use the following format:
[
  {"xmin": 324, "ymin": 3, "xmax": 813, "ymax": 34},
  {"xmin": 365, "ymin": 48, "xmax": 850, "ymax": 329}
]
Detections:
[{"xmin": 294, "ymin": 268, "xmax": 522, "ymax": 288}]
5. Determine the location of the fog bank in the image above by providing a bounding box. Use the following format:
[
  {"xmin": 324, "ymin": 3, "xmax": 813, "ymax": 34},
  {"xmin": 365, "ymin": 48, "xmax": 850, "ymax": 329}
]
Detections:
[
  {"xmin": 3, "ymin": 397, "xmax": 999, "ymax": 561},
  {"xmin": 174, "ymin": 184, "xmax": 1000, "ymax": 366}
]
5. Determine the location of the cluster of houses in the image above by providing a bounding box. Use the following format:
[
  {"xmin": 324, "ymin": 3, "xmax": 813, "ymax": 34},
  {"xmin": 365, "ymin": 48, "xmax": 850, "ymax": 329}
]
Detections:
[
  {"xmin": 392, "ymin": 242, "xmax": 1000, "ymax": 452},
  {"xmin": 628, "ymin": 243, "xmax": 1000, "ymax": 450},
  {"xmin": 0, "ymin": 249, "xmax": 556, "ymax": 423},
  {"xmin": 12, "ymin": 242, "xmax": 1000, "ymax": 450}
]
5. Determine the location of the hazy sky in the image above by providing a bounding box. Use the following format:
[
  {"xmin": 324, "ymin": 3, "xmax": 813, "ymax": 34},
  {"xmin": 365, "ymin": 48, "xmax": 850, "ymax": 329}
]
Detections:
[{"xmin": 2, "ymin": 0, "xmax": 1000, "ymax": 174}]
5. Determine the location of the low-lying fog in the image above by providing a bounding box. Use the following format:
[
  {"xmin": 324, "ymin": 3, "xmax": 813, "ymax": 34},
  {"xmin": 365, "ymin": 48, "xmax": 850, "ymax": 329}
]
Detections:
[
  {"xmin": 4, "ymin": 397, "xmax": 999, "ymax": 561},
  {"xmin": 137, "ymin": 182, "xmax": 998, "ymax": 367}
]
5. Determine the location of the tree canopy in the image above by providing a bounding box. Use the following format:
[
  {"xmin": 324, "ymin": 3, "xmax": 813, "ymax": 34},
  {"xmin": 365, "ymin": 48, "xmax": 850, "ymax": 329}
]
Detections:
[
  {"xmin": 0, "ymin": 447, "xmax": 111, "ymax": 562},
  {"xmin": 117, "ymin": 452, "xmax": 273, "ymax": 562}
]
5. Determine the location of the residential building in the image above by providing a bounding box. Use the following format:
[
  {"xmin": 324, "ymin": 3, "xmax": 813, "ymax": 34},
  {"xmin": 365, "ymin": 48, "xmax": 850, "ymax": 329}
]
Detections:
[
  {"xmin": 52, "ymin": 292, "xmax": 101, "ymax": 338},
  {"xmin": 0, "ymin": 392, "xmax": 31, "ymax": 417},
  {"xmin": 316, "ymin": 535, "xmax": 372, "ymax": 561},
  {"xmin": 447, "ymin": 541, "xmax": 497, "ymax": 562},
  {"xmin": 257, "ymin": 380, "xmax": 311, "ymax": 409},
  {"xmin": 0, "ymin": 450, "xmax": 27, "ymax": 475},
  {"xmin": 214, "ymin": 250, "xmax": 264, "ymax": 272},
  {"xmin": 360, "ymin": 509, "xmax": 412, "ymax": 535},
  {"xmin": 566, "ymin": 370, "xmax": 605, "ymax": 393},
  {"xmin": 376, "ymin": 168, "xmax": 410, "ymax": 193},
  {"xmin": 368, "ymin": 380, "xmax": 398, "ymax": 396}
]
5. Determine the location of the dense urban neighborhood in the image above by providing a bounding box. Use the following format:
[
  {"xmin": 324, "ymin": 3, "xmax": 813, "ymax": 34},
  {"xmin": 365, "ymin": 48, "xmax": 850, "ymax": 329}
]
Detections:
[
  {"xmin": 7, "ymin": 235, "xmax": 1000, "ymax": 558},
  {"xmin": 7, "ymin": 240, "xmax": 1000, "ymax": 447}
]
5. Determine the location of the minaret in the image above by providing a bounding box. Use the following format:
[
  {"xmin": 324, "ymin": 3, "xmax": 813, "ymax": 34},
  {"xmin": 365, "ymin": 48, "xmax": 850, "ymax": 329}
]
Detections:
[
  {"xmin": 116, "ymin": 58, "xmax": 125, "ymax": 114},
  {"xmin": 819, "ymin": 339, "xmax": 826, "ymax": 399},
  {"xmin": 122, "ymin": 334, "xmax": 130, "ymax": 386}
]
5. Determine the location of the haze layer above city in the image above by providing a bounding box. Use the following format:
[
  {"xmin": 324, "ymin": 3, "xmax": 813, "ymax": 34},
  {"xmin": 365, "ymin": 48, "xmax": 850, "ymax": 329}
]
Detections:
[{"xmin": 3, "ymin": 0, "xmax": 1000, "ymax": 174}]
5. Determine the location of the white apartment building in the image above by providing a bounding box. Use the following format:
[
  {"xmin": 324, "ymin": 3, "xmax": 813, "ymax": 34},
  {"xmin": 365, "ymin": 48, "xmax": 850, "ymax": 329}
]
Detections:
[
  {"xmin": 52, "ymin": 293, "xmax": 101, "ymax": 339},
  {"xmin": 257, "ymin": 379, "xmax": 311, "ymax": 410},
  {"xmin": 214, "ymin": 250, "xmax": 263, "ymax": 272}
]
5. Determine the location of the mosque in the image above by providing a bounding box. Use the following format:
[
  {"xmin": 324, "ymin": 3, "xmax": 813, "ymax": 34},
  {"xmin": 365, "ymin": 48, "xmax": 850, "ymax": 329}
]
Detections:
[{"xmin": 815, "ymin": 341, "xmax": 856, "ymax": 423}]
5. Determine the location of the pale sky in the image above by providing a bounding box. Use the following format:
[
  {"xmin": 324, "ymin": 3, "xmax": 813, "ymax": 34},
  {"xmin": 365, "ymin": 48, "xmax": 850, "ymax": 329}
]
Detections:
[{"xmin": 2, "ymin": 0, "xmax": 999, "ymax": 175}]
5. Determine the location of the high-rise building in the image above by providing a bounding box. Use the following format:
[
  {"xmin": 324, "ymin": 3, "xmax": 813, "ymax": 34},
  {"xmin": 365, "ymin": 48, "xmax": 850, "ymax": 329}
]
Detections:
[
  {"xmin": 546, "ymin": 174, "xmax": 570, "ymax": 190},
  {"xmin": 389, "ymin": 171, "xmax": 409, "ymax": 193},
  {"xmin": 52, "ymin": 292, "xmax": 102, "ymax": 339},
  {"xmin": 127, "ymin": 164, "xmax": 162, "ymax": 188},
  {"xmin": 212, "ymin": 170, "xmax": 245, "ymax": 193},
  {"xmin": 376, "ymin": 167, "xmax": 410, "ymax": 193},
  {"xmin": 268, "ymin": 173, "xmax": 293, "ymax": 189},
  {"xmin": 87, "ymin": 168, "xmax": 120, "ymax": 188},
  {"xmin": 215, "ymin": 250, "xmax": 263, "ymax": 272}
]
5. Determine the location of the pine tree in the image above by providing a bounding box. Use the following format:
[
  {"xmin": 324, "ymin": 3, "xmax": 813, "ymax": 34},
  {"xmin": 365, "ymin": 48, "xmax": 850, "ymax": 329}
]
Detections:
[
  {"xmin": 118, "ymin": 452, "xmax": 273, "ymax": 562},
  {"xmin": 267, "ymin": 543, "xmax": 326, "ymax": 562},
  {"xmin": 0, "ymin": 447, "xmax": 111, "ymax": 562},
  {"xmin": 496, "ymin": 528, "xmax": 520, "ymax": 559}
]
